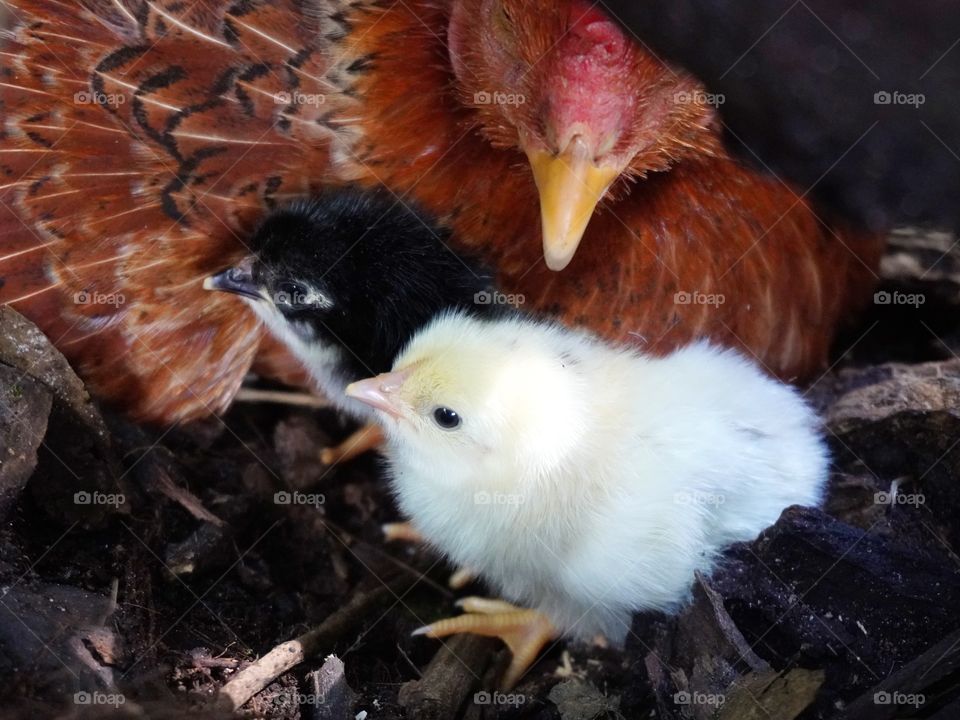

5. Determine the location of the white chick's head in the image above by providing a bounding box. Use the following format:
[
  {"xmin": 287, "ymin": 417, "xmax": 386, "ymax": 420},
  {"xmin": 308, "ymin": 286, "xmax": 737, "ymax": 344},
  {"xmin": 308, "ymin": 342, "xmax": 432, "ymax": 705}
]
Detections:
[{"xmin": 346, "ymin": 312, "xmax": 588, "ymax": 482}]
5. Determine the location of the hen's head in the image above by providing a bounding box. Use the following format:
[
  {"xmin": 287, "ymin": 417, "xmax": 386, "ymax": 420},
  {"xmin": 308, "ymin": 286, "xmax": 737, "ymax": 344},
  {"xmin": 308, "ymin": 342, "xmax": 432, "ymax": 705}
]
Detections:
[{"xmin": 449, "ymin": 0, "xmax": 719, "ymax": 269}]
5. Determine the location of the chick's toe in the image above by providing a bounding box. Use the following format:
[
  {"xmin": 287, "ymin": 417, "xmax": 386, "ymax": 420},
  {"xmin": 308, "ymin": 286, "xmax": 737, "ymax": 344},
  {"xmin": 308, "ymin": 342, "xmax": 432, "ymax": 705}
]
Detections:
[
  {"xmin": 382, "ymin": 521, "xmax": 425, "ymax": 543},
  {"xmin": 319, "ymin": 423, "xmax": 384, "ymax": 466},
  {"xmin": 447, "ymin": 567, "xmax": 477, "ymax": 590},
  {"xmin": 413, "ymin": 598, "xmax": 557, "ymax": 689},
  {"xmin": 382, "ymin": 524, "xmax": 476, "ymax": 588}
]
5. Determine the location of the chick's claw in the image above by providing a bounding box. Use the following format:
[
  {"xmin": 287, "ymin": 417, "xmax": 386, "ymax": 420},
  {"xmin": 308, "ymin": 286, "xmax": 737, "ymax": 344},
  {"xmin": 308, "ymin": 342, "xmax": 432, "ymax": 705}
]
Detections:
[
  {"xmin": 382, "ymin": 524, "xmax": 477, "ymax": 588},
  {"xmin": 319, "ymin": 423, "xmax": 384, "ymax": 466},
  {"xmin": 455, "ymin": 597, "xmax": 520, "ymax": 614},
  {"xmin": 413, "ymin": 598, "xmax": 557, "ymax": 689},
  {"xmin": 382, "ymin": 521, "xmax": 425, "ymax": 544},
  {"xmin": 447, "ymin": 567, "xmax": 476, "ymax": 590}
]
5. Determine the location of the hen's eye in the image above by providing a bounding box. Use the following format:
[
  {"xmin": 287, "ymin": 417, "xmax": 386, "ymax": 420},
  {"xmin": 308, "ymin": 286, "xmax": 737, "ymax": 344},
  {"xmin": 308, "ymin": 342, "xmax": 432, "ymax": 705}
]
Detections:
[{"xmin": 432, "ymin": 406, "xmax": 461, "ymax": 430}]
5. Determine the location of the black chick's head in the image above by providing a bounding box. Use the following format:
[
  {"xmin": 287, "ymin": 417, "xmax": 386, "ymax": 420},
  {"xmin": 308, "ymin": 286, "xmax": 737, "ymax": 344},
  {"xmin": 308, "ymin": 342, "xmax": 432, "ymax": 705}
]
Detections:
[{"xmin": 205, "ymin": 188, "xmax": 497, "ymax": 380}]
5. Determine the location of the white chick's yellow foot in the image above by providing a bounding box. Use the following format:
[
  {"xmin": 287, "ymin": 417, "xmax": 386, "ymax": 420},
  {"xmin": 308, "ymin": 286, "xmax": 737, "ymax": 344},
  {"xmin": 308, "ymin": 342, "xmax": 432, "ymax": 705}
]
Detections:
[
  {"xmin": 447, "ymin": 567, "xmax": 476, "ymax": 590},
  {"xmin": 382, "ymin": 521, "xmax": 425, "ymax": 543},
  {"xmin": 382, "ymin": 523, "xmax": 476, "ymax": 588},
  {"xmin": 319, "ymin": 423, "xmax": 384, "ymax": 465},
  {"xmin": 413, "ymin": 597, "xmax": 557, "ymax": 689}
]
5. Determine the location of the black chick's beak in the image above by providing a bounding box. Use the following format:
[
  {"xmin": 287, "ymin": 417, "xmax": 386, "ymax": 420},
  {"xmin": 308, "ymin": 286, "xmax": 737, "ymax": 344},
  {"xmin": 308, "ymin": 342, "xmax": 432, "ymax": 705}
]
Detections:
[{"xmin": 203, "ymin": 258, "xmax": 262, "ymax": 301}]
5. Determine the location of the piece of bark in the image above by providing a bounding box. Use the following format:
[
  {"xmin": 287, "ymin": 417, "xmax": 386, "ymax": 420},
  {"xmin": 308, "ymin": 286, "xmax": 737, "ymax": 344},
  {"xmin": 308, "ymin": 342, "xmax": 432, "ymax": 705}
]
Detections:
[
  {"xmin": 673, "ymin": 573, "xmax": 770, "ymax": 675},
  {"xmin": 633, "ymin": 507, "xmax": 960, "ymax": 719},
  {"xmin": 548, "ymin": 679, "xmax": 616, "ymax": 720},
  {"xmin": 882, "ymin": 228, "xmax": 960, "ymax": 292},
  {"xmin": 717, "ymin": 668, "xmax": 824, "ymax": 720},
  {"xmin": 0, "ymin": 307, "xmax": 102, "ymax": 429},
  {"xmin": 305, "ymin": 655, "xmax": 356, "ymax": 720},
  {"xmin": 843, "ymin": 627, "xmax": 960, "ymax": 720},
  {"xmin": 822, "ymin": 473, "xmax": 889, "ymax": 531},
  {"xmin": 111, "ymin": 434, "xmax": 241, "ymax": 579},
  {"xmin": 0, "ymin": 367, "xmax": 51, "ymax": 519},
  {"xmin": 398, "ymin": 634, "xmax": 496, "ymax": 720},
  {"xmin": 164, "ymin": 523, "xmax": 231, "ymax": 577},
  {"xmin": 819, "ymin": 359, "xmax": 960, "ymax": 548},
  {"xmin": 826, "ymin": 360, "xmax": 960, "ymax": 435},
  {"xmin": 714, "ymin": 507, "xmax": 960, "ymax": 715},
  {"xmin": 0, "ymin": 582, "xmax": 118, "ymax": 696},
  {"xmin": 0, "ymin": 308, "xmax": 122, "ymax": 524},
  {"xmin": 643, "ymin": 574, "xmax": 769, "ymax": 720}
]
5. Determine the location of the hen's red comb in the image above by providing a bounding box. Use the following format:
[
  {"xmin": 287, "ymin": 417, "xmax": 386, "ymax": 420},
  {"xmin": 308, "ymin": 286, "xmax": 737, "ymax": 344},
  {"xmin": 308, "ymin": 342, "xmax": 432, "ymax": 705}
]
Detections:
[{"xmin": 569, "ymin": 1, "xmax": 614, "ymax": 30}]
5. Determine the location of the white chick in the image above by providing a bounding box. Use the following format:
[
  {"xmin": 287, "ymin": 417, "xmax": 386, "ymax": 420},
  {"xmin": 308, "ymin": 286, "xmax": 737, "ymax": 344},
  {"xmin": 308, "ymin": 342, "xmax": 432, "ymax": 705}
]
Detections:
[{"xmin": 346, "ymin": 311, "xmax": 828, "ymax": 687}]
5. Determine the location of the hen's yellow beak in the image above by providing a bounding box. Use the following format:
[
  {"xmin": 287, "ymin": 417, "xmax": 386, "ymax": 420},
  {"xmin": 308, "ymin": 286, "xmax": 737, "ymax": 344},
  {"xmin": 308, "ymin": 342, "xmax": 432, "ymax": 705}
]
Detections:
[{"xmin": 524, "ymin": 135, "xmax": 621, "ymax": 271}]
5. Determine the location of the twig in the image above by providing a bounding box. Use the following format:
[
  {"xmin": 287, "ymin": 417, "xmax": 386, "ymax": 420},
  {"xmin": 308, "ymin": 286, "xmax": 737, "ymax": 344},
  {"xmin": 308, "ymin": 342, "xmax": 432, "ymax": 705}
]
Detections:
[
  {"xmin": 190, "ymin": 648, "xmax": 241, "ymax": 669},
  {"xmin": 149, "ymin": 465, "xmax": 225, "ymax": 528},
  {"xmin": 396, "ymin": 642, "xmax": 424, "ymax": 679},
  {"xmin": 235, "ymin": 387, "xmax": 332, "ymax": 409},
  {"xmin": 217, "ymin": 584, "xmax": 392, "ymax": 710}
]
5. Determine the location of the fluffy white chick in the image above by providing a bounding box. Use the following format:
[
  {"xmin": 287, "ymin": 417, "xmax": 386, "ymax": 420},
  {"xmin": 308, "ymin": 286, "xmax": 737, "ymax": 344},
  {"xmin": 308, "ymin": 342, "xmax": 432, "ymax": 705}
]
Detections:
[{"xmin": 346, "ymin": 311, "xmax": 828, "ymax": 687}]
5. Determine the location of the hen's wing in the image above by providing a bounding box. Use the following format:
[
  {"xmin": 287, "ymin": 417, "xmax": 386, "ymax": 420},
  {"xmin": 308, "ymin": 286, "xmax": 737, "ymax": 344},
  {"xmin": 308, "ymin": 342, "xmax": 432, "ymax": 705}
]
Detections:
[{"xmin": 0, "ymin": 0, "xmax": 358, "ymax": 421}]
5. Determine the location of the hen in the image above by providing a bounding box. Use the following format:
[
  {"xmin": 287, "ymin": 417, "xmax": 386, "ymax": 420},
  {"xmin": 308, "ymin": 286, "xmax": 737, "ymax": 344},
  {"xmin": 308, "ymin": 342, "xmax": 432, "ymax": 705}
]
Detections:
[{"xmin": 0, "ymin": 0, "xmax": 883, "ymax": 423}]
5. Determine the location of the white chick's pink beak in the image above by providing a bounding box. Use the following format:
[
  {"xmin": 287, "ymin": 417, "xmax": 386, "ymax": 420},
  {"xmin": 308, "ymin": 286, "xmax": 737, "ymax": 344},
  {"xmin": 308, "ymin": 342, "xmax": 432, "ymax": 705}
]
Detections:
[{"xmin": 345, "ymin": 369, "xmax": 410, "ymax": 419}]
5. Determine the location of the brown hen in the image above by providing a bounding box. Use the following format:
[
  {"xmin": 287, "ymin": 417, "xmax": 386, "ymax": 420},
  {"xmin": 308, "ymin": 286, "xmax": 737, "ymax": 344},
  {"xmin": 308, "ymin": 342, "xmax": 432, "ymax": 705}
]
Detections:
[{"xmin": 0, "ymin": 0, "xmax": 884, "ymax": 423}]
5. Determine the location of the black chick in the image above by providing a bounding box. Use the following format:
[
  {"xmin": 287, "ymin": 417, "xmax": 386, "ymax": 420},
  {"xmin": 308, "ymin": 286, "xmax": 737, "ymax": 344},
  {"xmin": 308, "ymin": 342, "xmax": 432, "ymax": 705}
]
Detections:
[{"xmin": 205, "ymin": 188, "xmax": 500, "ymax": 461}]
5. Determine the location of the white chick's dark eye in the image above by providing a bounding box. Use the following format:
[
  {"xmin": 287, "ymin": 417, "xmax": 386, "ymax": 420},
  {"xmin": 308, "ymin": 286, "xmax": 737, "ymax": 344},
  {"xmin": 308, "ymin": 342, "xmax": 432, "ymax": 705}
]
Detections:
[{"xmin": 432, "ymin": 406, "xmax": 461, "ymax": 430}]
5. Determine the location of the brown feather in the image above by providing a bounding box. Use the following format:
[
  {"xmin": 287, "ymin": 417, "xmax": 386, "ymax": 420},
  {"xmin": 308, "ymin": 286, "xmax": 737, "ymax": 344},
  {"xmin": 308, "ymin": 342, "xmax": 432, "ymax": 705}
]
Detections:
[{"xmin": 0, "ymin": 0, "xmax": 331, "ymax": 421}]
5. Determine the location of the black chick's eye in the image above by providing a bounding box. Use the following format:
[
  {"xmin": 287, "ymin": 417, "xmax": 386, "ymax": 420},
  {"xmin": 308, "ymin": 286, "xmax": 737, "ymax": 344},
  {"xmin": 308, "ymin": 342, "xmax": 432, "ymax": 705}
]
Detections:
[
  {"xmin": 432, "ymin": 406, "xmax": 461, "ymax": 430},
  {"xmin": 274, "ymin": 281, "xmax": 306, "ymax": 308}
]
